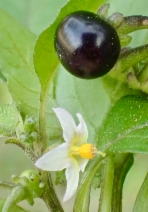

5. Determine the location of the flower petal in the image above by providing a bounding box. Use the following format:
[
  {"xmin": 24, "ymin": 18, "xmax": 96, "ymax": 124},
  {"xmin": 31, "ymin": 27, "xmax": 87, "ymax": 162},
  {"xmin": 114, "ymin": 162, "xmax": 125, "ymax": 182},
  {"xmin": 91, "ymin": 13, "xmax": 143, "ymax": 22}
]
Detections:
[
  {"xmin": 76, "ymin": 157, "xmax": 89, "ymax": 172},
  {"xmin": 76, "ymin": 113, "xmax": 88, "ymax": 145},
  {"xmin": 35, "ymin": 143, "xmax": 70, "ymax": 171},
  {"xmin": 63, "ymin": 159, "xmax": 79, "ymax": 202},
  {"xmin": 53, "ymin": 108, "xmax": 77, "ymax": 144}
]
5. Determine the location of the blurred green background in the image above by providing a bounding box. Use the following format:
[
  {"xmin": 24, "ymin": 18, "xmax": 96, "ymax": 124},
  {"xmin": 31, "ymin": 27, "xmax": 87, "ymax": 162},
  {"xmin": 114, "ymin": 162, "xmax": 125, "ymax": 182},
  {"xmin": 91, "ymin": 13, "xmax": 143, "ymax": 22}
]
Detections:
[{"xmin": 0, "ymin": 0, "xmax": 148, "ymax": 211}]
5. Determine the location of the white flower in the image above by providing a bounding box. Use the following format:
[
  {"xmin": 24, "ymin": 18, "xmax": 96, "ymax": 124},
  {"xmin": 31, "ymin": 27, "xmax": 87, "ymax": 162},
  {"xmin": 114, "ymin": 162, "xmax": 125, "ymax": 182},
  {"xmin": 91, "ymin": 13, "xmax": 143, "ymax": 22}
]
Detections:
[{"xmin": 35, "ymin": 108, "xmax": 105, "ymax": 202}]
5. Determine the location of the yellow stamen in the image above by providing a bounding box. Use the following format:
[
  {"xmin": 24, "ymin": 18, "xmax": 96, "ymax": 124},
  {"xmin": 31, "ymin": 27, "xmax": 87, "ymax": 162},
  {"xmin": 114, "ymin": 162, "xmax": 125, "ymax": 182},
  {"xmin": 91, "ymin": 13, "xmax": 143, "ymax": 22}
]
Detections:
[
  {"xmin": 79, "ymin": 144, "xmax": 95, "ymax": 159},
  {"xmin": 71, "ymin": 144, "xmax": 106, "ymax": 159},
  {"xmin": 79, "ymin": 144, "xmax": 106, "ymax": 159}
]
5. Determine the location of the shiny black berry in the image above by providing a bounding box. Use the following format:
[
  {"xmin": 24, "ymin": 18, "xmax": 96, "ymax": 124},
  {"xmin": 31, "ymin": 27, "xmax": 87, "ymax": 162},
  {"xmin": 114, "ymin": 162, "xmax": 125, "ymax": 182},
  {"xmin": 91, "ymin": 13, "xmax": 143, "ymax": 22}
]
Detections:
[{"xmin": 54, "ymin": 11, "xmax": 120, "ymax": 79}]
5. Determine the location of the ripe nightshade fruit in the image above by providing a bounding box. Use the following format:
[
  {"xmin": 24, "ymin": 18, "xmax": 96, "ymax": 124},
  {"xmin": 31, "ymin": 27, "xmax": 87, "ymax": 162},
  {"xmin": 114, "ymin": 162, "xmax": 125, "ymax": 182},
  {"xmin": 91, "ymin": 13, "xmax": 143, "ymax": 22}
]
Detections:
[{"xmin": 54, "ymin": 11, "xmax": 121, "ymax": 79}]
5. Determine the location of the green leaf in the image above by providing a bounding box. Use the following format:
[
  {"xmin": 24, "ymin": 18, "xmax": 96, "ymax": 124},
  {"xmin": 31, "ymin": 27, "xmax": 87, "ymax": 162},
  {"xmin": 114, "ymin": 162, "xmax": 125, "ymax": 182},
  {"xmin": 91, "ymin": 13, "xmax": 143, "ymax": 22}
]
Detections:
[
  {"xmin": 98, "ymin": 156, "xmax": 114, "ymax": 212},
  {"xmin": 98, "ymin": 95, "xmax": 148, "ymax": 153},
  {"xmin": 111, "ymin": 154, "xmax": 134, "ymax": 212},
  {"xmin": 0, "ymin": 9, "xmax": 40, "ymax": 118},
  {"xmin": 0, "ymin": 0, "xmax": 26, "ymax": 27},
  {"xmin": 27, "ymin": 0, "xmax": 69, "ymax": 35},
  {"xmin": 0, "ymin": 104, "xmax": 19, "ymax": 136},
  {"xmin": 0, "ymin": 9, "xmax": 61, "ymax": 139},
  {"xmin": 133, "ymin": 173, "xmax": 148, "ymax": 212},
  {"xmin": 0, "ymin": 80, "xmax": 12, "ymax": 104},
  {"xmin": 0, "ymin": 199, "xmax": 28, "ymax": 212}
]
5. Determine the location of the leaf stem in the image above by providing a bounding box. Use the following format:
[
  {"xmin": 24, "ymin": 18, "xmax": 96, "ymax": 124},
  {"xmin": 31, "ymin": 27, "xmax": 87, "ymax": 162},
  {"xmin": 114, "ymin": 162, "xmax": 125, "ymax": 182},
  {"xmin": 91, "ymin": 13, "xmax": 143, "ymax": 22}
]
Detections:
[{"xmin": 98, "ymin": 155, "xmax": 114, "ymax": 212}]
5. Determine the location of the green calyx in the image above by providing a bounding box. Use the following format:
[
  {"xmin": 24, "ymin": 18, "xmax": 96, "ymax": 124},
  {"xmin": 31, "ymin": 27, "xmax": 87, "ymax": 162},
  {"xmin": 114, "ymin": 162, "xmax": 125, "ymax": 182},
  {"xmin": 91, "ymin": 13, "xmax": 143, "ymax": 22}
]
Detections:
[
  {"xmin": 2, "ymin": 170, "xmax": 44, "ymax": 212},
  {"xmin": 97, "ymin": 3, "xmax": 148, "ymax": 95}
]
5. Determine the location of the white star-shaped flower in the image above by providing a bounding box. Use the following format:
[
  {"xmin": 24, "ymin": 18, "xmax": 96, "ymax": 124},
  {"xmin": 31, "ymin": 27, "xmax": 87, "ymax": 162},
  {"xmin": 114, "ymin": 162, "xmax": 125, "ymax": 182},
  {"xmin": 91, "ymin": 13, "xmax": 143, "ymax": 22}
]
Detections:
[{"xmin": 35, "ymin": 108, "xmax": 105, "ymax": 202}]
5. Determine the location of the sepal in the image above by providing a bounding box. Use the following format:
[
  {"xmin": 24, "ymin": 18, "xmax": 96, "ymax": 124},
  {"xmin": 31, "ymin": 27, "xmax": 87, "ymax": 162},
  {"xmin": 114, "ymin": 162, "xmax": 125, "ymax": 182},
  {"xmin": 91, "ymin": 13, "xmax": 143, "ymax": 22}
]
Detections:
[{"xmin": 2, "ymin": 170, "xmax": 44, "ymax": 212}]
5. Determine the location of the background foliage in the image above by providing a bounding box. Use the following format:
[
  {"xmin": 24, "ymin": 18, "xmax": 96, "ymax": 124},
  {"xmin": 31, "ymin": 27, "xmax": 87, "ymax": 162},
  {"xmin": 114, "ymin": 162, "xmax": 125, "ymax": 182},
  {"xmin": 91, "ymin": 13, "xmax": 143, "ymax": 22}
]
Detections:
[{"xmin": 0, "ymin": 0, "xmax": 148, "ymax": 212}]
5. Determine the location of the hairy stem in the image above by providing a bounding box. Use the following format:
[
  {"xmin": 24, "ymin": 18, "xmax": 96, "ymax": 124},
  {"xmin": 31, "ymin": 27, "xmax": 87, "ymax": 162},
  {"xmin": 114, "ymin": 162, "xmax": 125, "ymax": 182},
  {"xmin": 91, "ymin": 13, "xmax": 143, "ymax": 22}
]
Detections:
[
  {"xmin": 5, "ymin": 138, "xmax": 37, "ymax": 163},
  {"xmin": 0, "ymin": 181, "xmax": 14, "ymax": 190},
  {"xmin": 41, "ymin": 172, "xmax": 64, "ymax": 212},
  {"xmin": 109, "ymin": 44, "xmax": 148, "ymax": 82}
]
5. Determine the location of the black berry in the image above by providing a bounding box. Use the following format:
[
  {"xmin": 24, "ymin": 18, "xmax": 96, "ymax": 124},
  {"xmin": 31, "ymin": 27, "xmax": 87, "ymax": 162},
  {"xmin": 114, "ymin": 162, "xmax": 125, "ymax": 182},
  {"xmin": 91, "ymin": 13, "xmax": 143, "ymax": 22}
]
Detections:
[{"xmin": 54, "ymin": 11, "xmax": 120, "ymax": 79}]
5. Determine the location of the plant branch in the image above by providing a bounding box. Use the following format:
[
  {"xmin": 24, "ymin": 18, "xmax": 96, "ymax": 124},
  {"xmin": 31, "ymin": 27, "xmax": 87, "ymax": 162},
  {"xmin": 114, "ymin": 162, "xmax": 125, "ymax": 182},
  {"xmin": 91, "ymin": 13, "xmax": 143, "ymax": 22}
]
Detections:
[{"xmin": 41, "ymin": 172, "xmax": 64, "ymax": 212}]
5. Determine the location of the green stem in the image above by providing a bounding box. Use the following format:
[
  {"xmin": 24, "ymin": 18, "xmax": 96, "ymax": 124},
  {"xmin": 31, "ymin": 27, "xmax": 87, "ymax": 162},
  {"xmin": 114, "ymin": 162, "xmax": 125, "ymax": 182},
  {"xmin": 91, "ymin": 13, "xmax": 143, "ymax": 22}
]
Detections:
[
  {"xmin": 109, "ymin": 44, "xmax": 148, "ymax": 82},
  {"xmin": 98, "ymin": 155, "xmax": 114, "ymax": 212},
  {"xmin": 4, "ymin": 138, "xmax": 37, "ymax": 163},
  {"xmin": 39, "ymin": 68, "xmax": 57, "ymax": 154},
  {"xmin": 38, "ymin": 70, "xmax": 61, "ymax": 210},
  {"xmin": 0, "ymin": 181, "xmax": 14, "ymax": 190},
  {"xmin": 117, "ymin": 16, "xmax": 148, "ymax": 34},
  {"xmin": 41, "ymin": 172, "xmax": 64, "ymax": 212},
  {"xmin": 39, "ymin": 88, "xmax": 48, "ymax": 154},
  {"xmin": 111, "ymin": 154, "xmax": 134, "ymax": 212}
]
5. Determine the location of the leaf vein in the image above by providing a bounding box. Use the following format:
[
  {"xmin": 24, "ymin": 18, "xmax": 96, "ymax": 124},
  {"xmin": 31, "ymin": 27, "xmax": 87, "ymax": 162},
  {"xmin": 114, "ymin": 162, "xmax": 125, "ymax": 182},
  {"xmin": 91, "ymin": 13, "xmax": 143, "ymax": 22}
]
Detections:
[{"xmin": 103, "ymin": 123, "xmax": 148, "ymax": 151}]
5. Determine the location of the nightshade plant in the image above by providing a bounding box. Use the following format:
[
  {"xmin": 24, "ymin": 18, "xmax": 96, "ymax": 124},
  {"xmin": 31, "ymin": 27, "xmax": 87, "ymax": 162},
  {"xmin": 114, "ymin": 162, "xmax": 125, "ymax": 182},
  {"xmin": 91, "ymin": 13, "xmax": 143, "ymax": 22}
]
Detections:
[{"xmin": 0, "ymin": 1, "xmax": 148, "ymax": 212}]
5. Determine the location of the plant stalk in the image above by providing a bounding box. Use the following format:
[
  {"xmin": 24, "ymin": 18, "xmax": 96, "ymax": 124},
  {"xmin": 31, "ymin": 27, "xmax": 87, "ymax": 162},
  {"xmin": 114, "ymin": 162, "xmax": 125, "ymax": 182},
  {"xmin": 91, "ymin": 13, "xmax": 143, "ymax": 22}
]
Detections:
[{"xmin": 41, "ymin": 172, "xmax": 64, "ymax": 212}]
